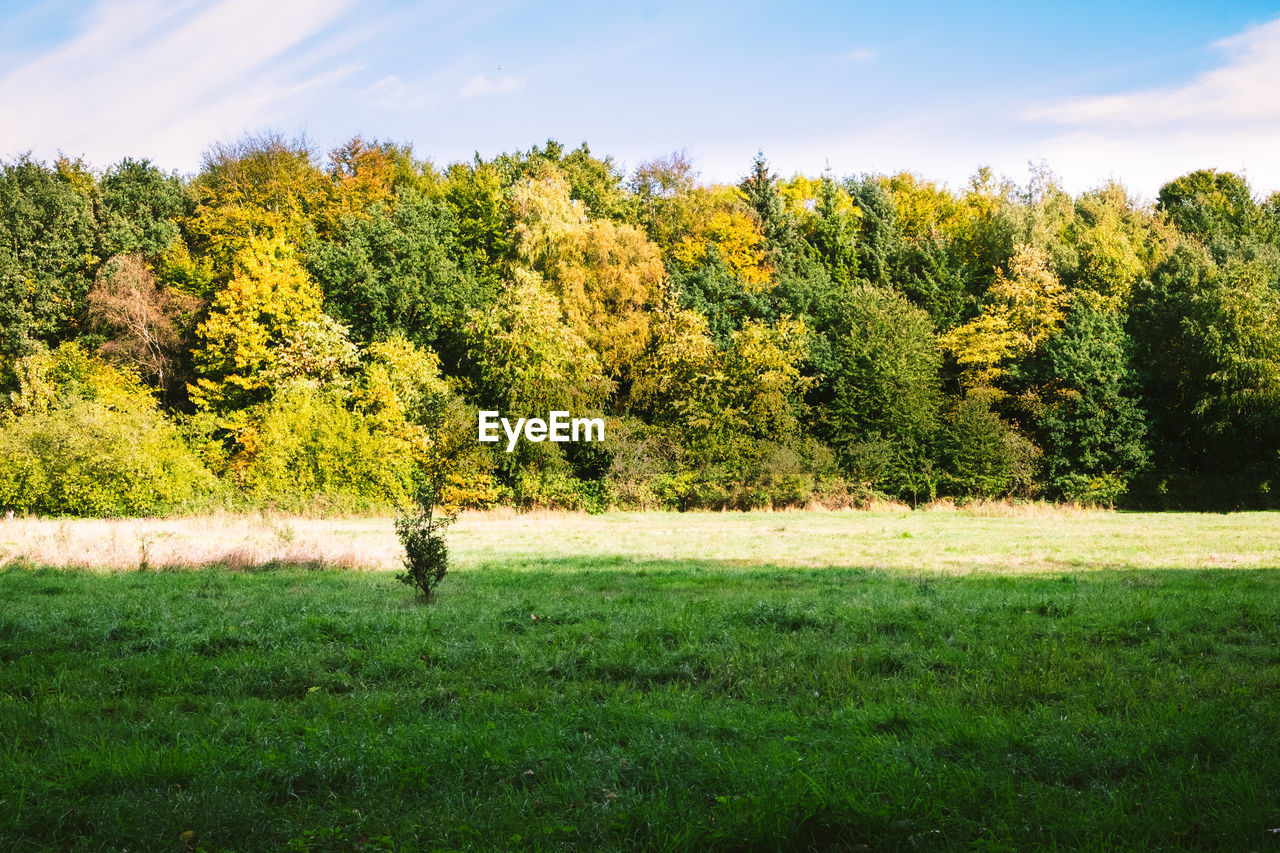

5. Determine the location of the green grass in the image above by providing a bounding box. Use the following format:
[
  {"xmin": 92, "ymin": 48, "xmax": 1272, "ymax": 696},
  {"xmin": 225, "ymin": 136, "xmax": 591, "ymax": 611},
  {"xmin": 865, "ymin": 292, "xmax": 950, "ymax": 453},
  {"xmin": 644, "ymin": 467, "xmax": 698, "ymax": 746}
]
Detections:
[{"xmin": 2, "ymin": 513, "xmax": 1279, "ymax": 851}]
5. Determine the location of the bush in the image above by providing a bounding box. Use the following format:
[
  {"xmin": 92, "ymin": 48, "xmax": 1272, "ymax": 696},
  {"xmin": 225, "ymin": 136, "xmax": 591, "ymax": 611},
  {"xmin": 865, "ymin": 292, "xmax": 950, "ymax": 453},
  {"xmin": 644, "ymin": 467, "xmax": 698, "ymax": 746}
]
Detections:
[
  {"xmin": 940, "ymin": 394, "xmax": 1039, "ymax": 500},
  {"xmin": 395, "ymin": 507, "xmax": 453, "ymax": 603},
  {"xmin": 0, "ymin": 400, "xmax": 218, "ymax": 516},
  {"xmin": 236, "ymin": 385, "xmax": 413, "ymax": 512}
]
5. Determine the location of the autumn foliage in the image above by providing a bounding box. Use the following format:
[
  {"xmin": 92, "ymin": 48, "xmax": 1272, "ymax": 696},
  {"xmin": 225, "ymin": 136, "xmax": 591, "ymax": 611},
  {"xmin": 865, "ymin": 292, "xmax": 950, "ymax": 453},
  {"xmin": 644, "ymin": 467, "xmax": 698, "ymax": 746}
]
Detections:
[{"xmin": 1, "ymin": 135, "xmax": 1278, "ymax": 514}]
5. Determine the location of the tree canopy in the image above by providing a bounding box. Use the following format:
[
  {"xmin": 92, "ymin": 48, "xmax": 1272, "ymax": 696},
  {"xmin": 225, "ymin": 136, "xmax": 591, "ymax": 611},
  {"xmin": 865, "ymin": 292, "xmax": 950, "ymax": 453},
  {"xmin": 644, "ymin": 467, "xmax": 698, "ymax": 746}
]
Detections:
[{"xmin": 1, "ymin": 136, "xmax": 1276, "ymax": 513}]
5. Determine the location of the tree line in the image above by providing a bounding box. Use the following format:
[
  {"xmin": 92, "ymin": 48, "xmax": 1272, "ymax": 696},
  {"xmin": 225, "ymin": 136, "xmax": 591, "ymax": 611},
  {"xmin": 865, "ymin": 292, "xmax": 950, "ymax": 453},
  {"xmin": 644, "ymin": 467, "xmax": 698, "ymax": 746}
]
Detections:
[{"xmin": 2, "ymin": 134, "xmax": 1277, "ymax": 515}]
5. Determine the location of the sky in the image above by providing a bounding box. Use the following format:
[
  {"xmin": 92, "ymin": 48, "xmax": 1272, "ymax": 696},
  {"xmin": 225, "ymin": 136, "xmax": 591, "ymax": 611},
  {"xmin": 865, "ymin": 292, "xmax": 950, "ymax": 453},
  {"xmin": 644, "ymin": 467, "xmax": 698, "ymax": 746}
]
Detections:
[{"xmin": 2, "ymin": 0, "xmax": 1280, "ymax": 198}]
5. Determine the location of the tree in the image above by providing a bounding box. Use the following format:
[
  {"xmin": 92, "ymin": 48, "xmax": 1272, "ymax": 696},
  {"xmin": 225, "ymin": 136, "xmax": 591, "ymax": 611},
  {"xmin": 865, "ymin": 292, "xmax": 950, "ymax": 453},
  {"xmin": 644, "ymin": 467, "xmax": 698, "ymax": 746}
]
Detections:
[
  {"xmin": 443, "ymin": 158, "xmax": 515, "ymax": 280},
  {"xmin": 739, "ymin": 153, "xmax": 800, "ymax": 264},
  {"xmin": 558, "ymin": 142, "xmax": 631, "ymax": 221},
  {"xmin": 189, "ymin": 236, "xmax": 351, "ymax": 421},
  {"xmin": 669, "ymin": 186, "xmax": 772, "ymax": 288},
  {"xmin": 0, "ymin": 343, "xmax": 216, "ymax": 516},
  {"xmin": 324, "ymin": 136, "xmax": 437, "ymax": 229},
  {"xmin": 630, "ymin": 301, "xmax": 724, "ymax": 437},
  {"xmin": 632, "ymin": 303, "xmax": 810, "ymax": 466},
  {"xmin": 0, "ymin": 155, "xmax": 101, "ymax": 356},
  {"xmin": 1031, "ymin": 300, "xmax": 1149, "ymax": 504},
  {"xmin": 186, "ymin": 133, "xmax": 332, "ymax": 282},
  {"xmin": 308, "ymin": 188, "xmax": 487, "ymax": 369},
  {"xmin": 236, "ymin": 384, "xmax": 412, "ymax": 511},
  {"xmin": 545, "ymin": 219, "xmax": 666, "ymax": 385},
  {"xmin": 466, "ymin": 268, "xmax": 612, "ymax": 416},
  {"xmin": 99, "ymin": 158, "xmax": 187, "ymax": 258},
  {"xmin": 723, "ymin": 316, "xmax": 812, "ymax": 441},
  {"xmin": 940, "ymin": 393, "xmax": 1038, "ymax": 500},
  {"xmin": 506, "ymin": 165, "xmax": 667, "ymax": 386},
  {"xmin": 822, "ymin": 286, "xmax": 942, "ymax": 500},
  {"xmin": 87, "ymin": 254, "xmax": 199, "ymax": 394},
  {"xmin": 1129, "ymin": 242, "xmax": 1280, "ymax": 503},
  {"xmin": 670, "ymin": 253, "xmax": 775, "ymax": 345},
  {"xmin": 1157, "ymin": 169, "xmax": 1257, "ymax": 244},
  {"xmin": 630, "ymin": 150, "xmax": 700, "ymax": 251},
  {"xmin": 801, "ymin": 175, "xmax": 861, "ymax": 287},
  {"xmin": 844, "ymin": 174, "xmax": 975, "ymax": 332},
  {"xmin": 940, "ymin": 243, "xmax": 1070, "ymax": 390}
]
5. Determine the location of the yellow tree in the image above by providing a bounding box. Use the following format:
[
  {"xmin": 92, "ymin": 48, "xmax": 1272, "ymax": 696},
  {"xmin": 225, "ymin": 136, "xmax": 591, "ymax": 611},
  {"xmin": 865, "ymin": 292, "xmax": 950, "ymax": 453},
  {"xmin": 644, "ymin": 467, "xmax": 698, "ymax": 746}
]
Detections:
[
  {"xmin": 941, "ymin": 243, "xmax": 1070, "ymax": 389},
  {"xmin": 545, "ymin": 220, "xmax": 665, "ymax": 383},
  {"xmin": 510, "ymin": 164, "xmax": 585, "ymax": 268},
  {"xmin": 885, "ymin": 172, "xmax": 962, "ymax": 242},
  {"xmin": 670, "ymin": 186, "xmax": 773, "ymax": 288},
  {"xmin": 1068, "ymin": 183, "xmax": 1174, "ymax": 308},
  {"xmin": 466, "ymin": 268, "xmax": 612, "ymax": 416},
  {"xmin": 510, "ymin": 165, "xmax": 666, "ymax": 384},
  {"xmin": 189, "ymin": 236, "xmax": 351, "ymax": 422},
  {"xmin": 354, "ymin": 336, "xmax": 498, "ymax": 511},
  {"xmin": 187, "ymin": 134, "xmax": 334, "ymax": 282},
  {"xmin": 632, "ymin": 304, "xmax": 809, "ymax": 452}
]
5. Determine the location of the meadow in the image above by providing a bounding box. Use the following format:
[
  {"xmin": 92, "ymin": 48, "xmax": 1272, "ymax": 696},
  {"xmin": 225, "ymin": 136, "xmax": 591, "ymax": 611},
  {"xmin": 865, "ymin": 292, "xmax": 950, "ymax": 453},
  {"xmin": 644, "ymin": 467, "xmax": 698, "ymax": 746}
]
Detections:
[{"xmin": 2, "ymin": 509, "xmax": 1279, "ymax": 851}]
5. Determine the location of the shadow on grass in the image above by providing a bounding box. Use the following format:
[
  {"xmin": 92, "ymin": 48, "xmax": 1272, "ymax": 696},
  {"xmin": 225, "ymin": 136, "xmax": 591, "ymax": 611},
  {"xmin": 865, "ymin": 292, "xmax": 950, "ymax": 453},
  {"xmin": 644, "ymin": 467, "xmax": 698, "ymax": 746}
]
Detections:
[{"xmin": 1, "ymin": 560, "xmax": 1279, "ymax": 851}]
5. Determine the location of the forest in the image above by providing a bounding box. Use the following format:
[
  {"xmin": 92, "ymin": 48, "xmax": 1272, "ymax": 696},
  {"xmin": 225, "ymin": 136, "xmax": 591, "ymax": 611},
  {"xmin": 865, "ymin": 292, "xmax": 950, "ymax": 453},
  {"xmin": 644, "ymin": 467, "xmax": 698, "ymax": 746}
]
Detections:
[{"xmin": 1, "ymin": 134, "xmax": 1278, "ymax": 516}]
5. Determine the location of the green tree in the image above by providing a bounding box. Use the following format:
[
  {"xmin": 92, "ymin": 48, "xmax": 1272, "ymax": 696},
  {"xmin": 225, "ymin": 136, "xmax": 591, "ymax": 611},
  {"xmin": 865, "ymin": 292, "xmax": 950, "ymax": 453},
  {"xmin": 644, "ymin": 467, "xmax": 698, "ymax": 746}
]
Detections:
[
  {"xmin": 1157, "ymin": 169, "xmax": 1258, "ymax": 244},
  {"xmin": 1030, "ymin": 301, "xmax": 1149, "ymax": 504},
  {"xmin": 822, "ymin": 286, "xmax": 942, "ymax": 500},
  {"xmin": 443, "ymin": 158, "xmax": 514, "ymax": 281},
  {"xmin": 940, "ymin": 393, "xmax": 1038, "ymax": 500},
  {"xmin": 1130, "ymin": 242, "xmax": 1280, "ymax": 504},
  {"xmin": 236, "ymin": 384, "xmax": 412, "ymax": 512},
  {"xmin": 0, "ymin": 155, "xmax": 101, "ymax": 356},
  {"xmin": 739, "ymin": 153, "xmax": 801, "ymax": 265},
  {"xmin": 99, "ymin": 158, "xmax": 187, "ymax": 258},
  {"xmin": 308, "ymin": 188, "xmax": 488, "ymax": 369}
]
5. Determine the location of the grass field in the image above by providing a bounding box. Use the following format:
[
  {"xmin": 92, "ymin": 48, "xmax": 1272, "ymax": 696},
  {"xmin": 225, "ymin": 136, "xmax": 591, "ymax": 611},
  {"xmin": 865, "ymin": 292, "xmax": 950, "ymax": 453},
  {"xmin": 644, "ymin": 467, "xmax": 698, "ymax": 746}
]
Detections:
[{"xmin": 2, "ymin": 510, "xmax": 1279, "ymax": 850}]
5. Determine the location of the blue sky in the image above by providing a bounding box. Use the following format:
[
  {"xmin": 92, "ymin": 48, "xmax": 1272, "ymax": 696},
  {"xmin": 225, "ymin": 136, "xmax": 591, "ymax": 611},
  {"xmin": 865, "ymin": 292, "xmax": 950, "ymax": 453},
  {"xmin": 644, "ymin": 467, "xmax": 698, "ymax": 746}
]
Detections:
[{"xmin": 2, "ymin": 0, "xmax": 1280, "ymax": 197}]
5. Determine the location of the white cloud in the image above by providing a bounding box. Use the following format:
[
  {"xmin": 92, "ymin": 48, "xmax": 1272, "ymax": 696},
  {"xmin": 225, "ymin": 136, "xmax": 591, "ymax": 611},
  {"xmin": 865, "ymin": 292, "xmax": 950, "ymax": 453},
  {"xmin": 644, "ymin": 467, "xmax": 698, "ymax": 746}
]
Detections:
[
  {"xmin": 1021, "ymin": 16, "xmax": 1280, "ymax": 194},
  {"xmin": 1028, "ymin": 18, "xmax": 1280, "ymax": 128},
  {"xmin": 458, "ymin": 72, "xmax": 525, "ymax": 99},
  {"xmin": 0, "ymin": 0, "xmax": 362, "ymax": 170},
  {"xmin": 837, "ymin": 47, "xmax": 876, "ymax": 64},
  {"xmin": 366, "ymin": 74, "xmax": 441, "ymax": 112}
]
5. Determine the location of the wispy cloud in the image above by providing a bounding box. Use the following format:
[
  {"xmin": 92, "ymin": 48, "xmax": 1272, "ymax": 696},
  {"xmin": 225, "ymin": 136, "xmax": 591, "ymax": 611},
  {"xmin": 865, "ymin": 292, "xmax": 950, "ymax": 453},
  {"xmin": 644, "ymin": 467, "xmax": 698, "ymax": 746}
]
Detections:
[
  {"xmin": 0, "ymin": 0, "xmax": 365, "ymax": 169},
  {"xmin": 366, "ymin": 74, "xmax": 442, "ymax": 112},
  {"xmin": 1017, "ymin": 17, "xmax": 1280, "ymax": 195},
  {"xmin": 837, "ymin": 47, "xmax": 876, "ymax": 64},
  {"xmin": 458, "ymin": 72, "xmax": 525, "ymax": 99},
  {"xmin": 1024, "ymin": 18, "xmax": 1280, "ymax": 128},
  {"xmin": 1026, "ymin": 18, "xmax": 1280, "ymax": 128}
]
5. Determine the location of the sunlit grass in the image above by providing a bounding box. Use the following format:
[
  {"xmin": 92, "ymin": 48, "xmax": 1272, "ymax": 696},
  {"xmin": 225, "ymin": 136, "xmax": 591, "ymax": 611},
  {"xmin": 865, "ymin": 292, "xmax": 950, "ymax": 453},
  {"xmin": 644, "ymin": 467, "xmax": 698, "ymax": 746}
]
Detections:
[
  {"xmin": 4, "ymin": 507, "xmax": 1279, "ymax": 574},
  {"xmin": 1, "ymin": 511, "xmax": 1278, "ymax": 850}
]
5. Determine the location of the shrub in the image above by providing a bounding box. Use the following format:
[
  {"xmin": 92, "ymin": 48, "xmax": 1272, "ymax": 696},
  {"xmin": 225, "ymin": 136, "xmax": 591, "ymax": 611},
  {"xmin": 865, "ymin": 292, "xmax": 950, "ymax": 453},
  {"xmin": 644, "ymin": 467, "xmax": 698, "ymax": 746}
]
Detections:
[
  {"xmin": 0, "ymin": 399, "xmax": 218, "ymax": 516},
  {"xmin": 0, "ymin": 344, "xmax": 219, "ymax": 516},
  {"xmin": 236, "ymin": 385, "xmax": 413, "ymax": 512},
  {"xmin": 940, "ymin": 394, "xmax": 1039, "ymax": 500},
  {"xmin": 395, "ymin": 506, "xmax": 453, "ymax": 603}
]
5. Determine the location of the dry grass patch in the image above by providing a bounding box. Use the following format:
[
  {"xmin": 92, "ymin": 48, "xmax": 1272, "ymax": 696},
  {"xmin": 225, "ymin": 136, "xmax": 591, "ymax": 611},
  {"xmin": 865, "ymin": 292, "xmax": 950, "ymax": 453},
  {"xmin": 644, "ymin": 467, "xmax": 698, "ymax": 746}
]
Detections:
[
  {"xmin": 0, "ymin": 515, "xmax": 401, "ymax": 571},
  {"xmin": 3, "ymin": 509, "xmax": 1279, "ymax": 574}
]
